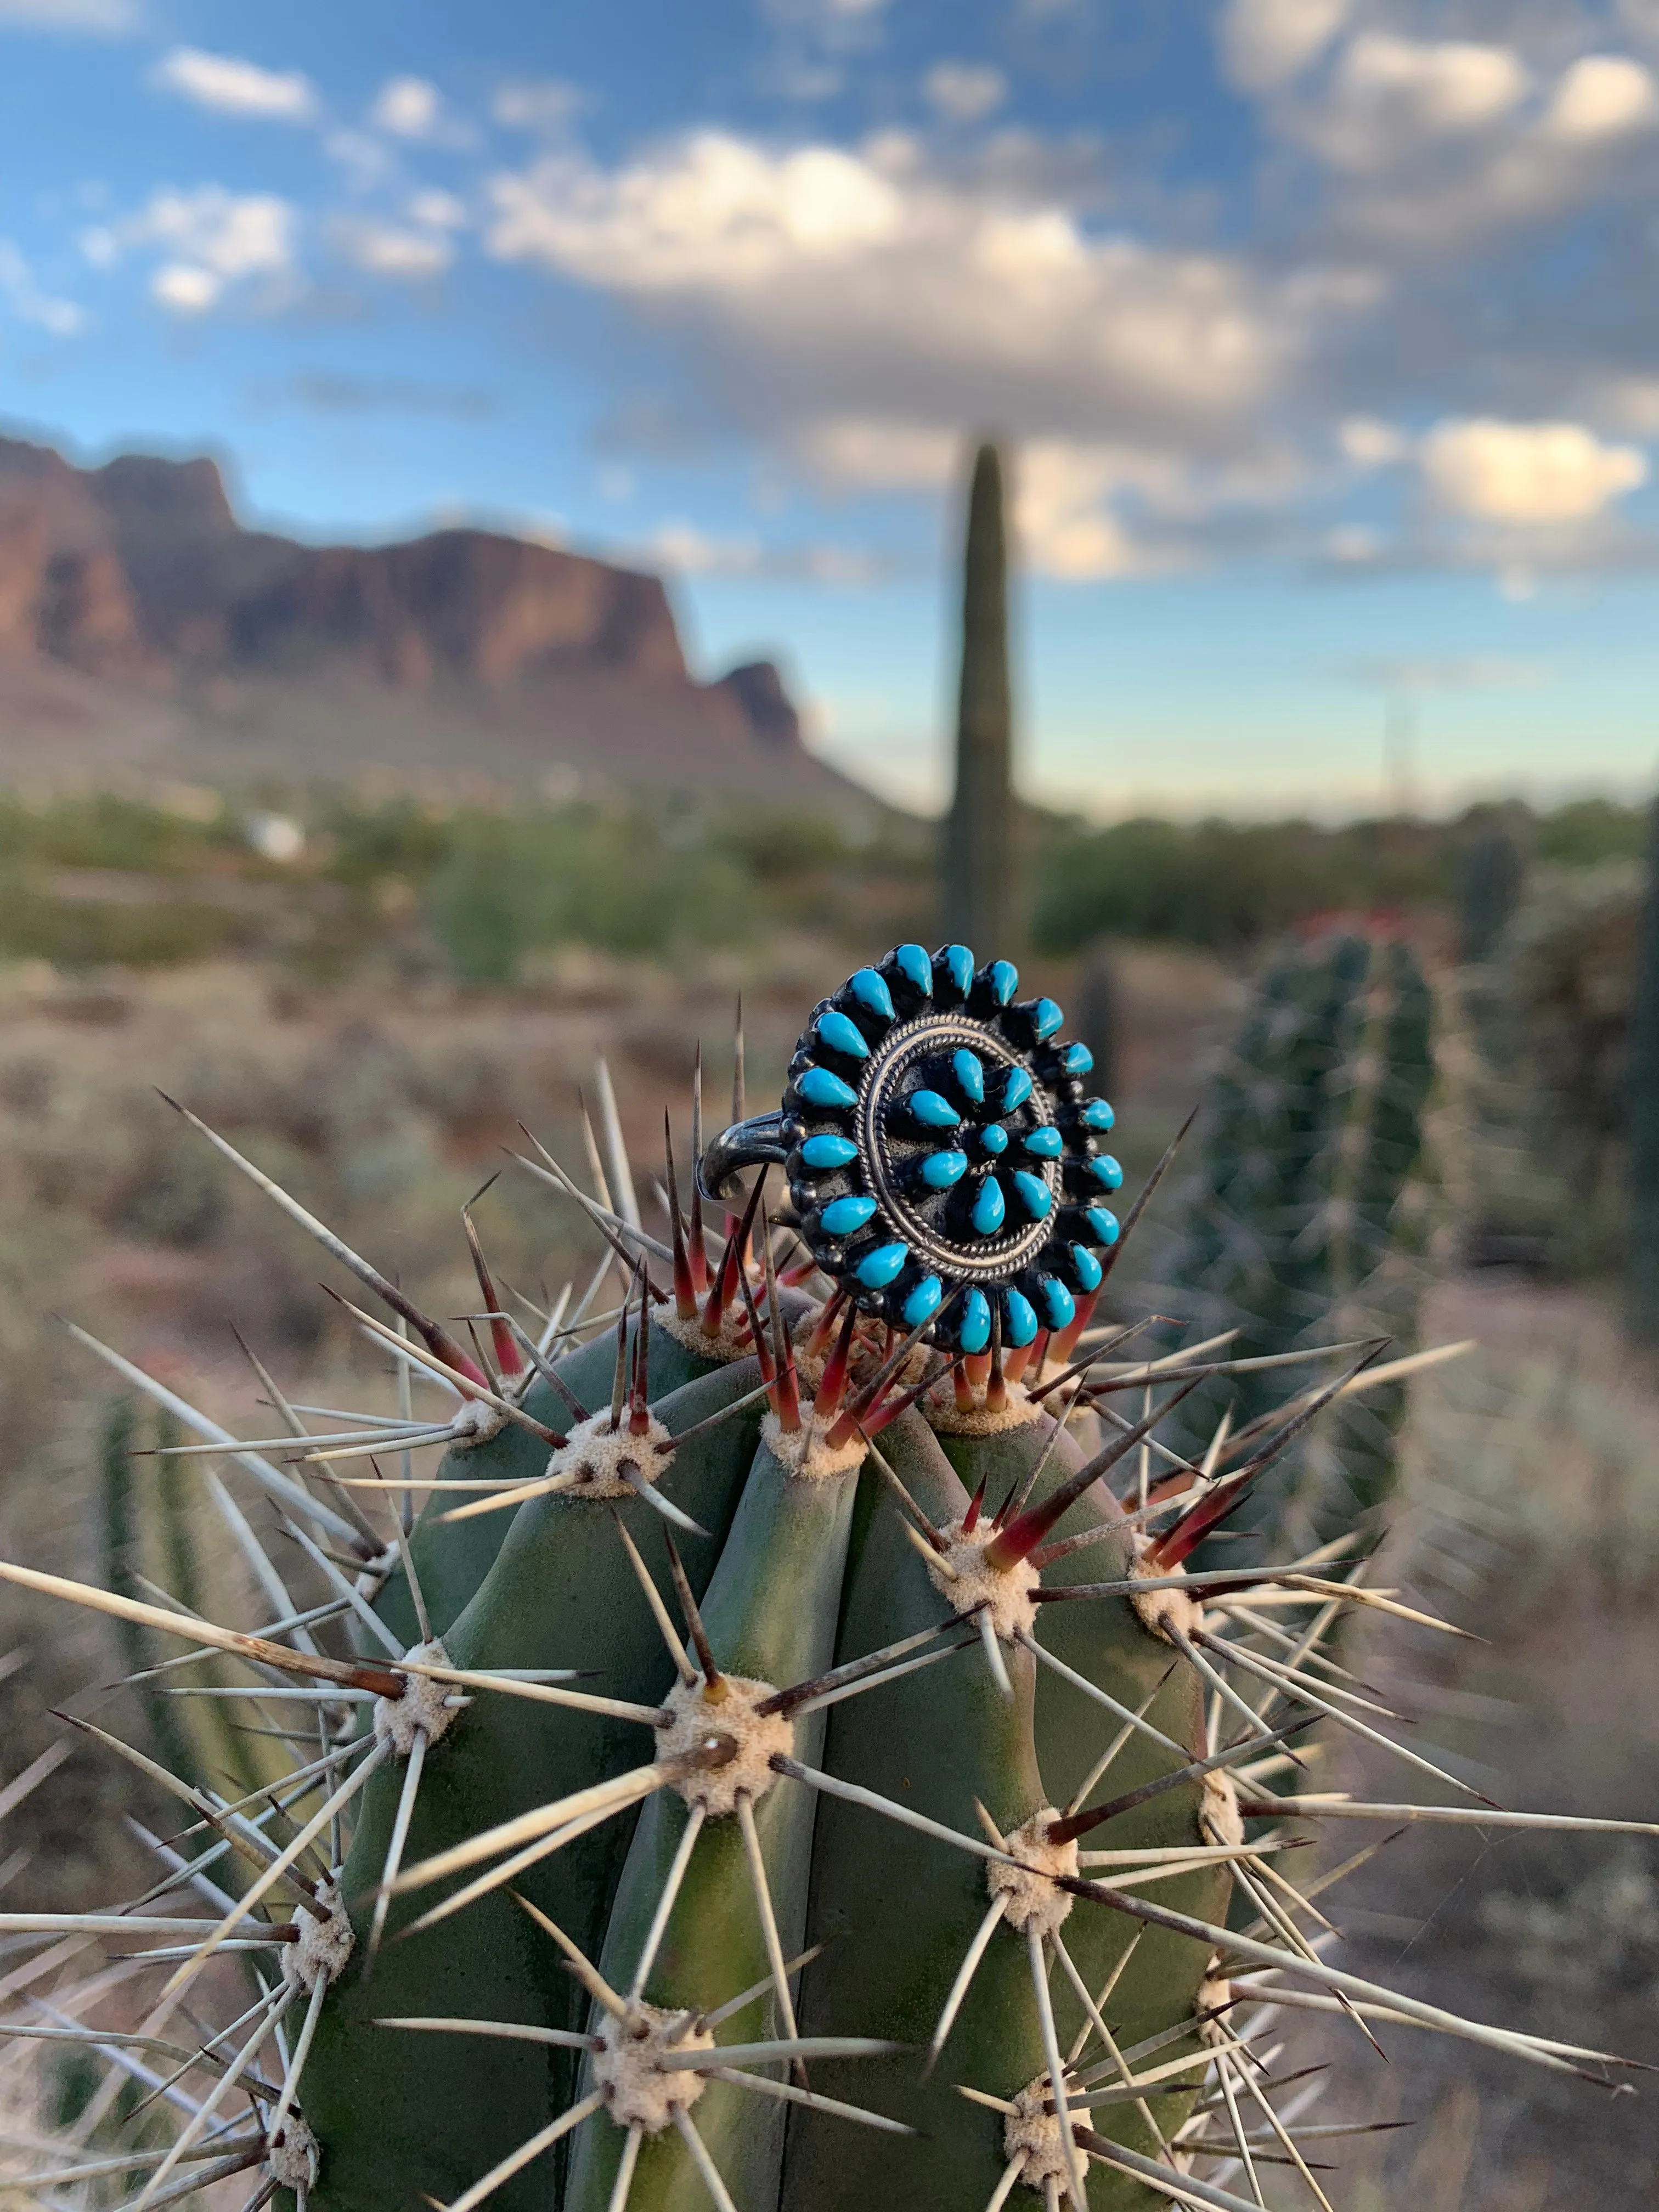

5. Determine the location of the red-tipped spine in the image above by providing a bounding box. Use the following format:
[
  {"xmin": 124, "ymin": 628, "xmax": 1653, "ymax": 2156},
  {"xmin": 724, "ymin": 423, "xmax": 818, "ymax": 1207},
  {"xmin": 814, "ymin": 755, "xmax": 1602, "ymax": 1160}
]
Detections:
[
  {"xmin": 737, "ymin": 1256, "xmax": 779, "ymax": 1412},
  {"xmin": 962, "ymin": 1476, "xmax": 988, "ymax": 1535},
  {"xmin": 760, "ymin": 1211, "xmax": 802, "ymax": 1433},
  {"xmin": 608, "ymin": 1273, "xmax": 634, "ymax": 1432},
  {"xmin": 803, "ymin": 1285, "xmax": 849, "ymax": 1361},
  {"xmin": 952, "ymin": 1358, "xmax": 976, "ymax": 1416},
  {"xmin": 628, "ymin": 1270, "xmax": 653, "ymax": 1437},
  {"xmin": 984, "ymin": 1375, "xmax": 1206, "ymax": 1570},
  {"xmin": 688, "ymin": 1048, "xmax": 710, "ymax": 1295},
  {"xmin": 460, "ymin": 1194, "xmax": 523, "ymax": 1379},
  {"xmin": 986, "ymin": 1307, "xmax": 1008, "ymax": 1414},
  {"xmin": 1049, "ymin": 1289, "xmax": 1098, "ymax": 1370},
  {"xmin": 857, "ymin": 1357, "xmax": 953, "ymax": 1441},
  {"xmin": 1147, "ymin": 1346, "xmax": 1385, "ymax": 1569},
  {"xmin": 813, "ymin": 1299, "xmax": 859, "ymax": 1429},
  {"xmin": 702, "ymin": 1168, "xmax": 768, "ymax": 1337},
  {"xmin": 663, "ymin": 1113, "xmax": 699, "ymax": 1323}
]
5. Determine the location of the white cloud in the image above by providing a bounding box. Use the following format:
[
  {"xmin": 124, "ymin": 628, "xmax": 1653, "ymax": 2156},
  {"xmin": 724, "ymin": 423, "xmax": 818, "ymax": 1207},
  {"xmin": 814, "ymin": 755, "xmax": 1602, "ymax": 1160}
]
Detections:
[
  {"xmin": 1301, "ymin": 33, "xmax": 1530, "ymax": 172},
  {"xmin": 370, "ymin": 75, "xmax": 440, "ymax": 139},
  {"xmin": 151, "ymin": 262, "xmax": 218, "ymax": 311},
  {"xmin": 492, "ymin": 78, "xmax": 583, "ymax": 134},
  {"xmin": 486, "ymin": 131, "xmax": 1334, "ymax": 473},
  {"xmin": 0, "ymin": 240, "xmax": 83, "ymax": 331},
  {"xmin": 922, "ymin": 61, "xmax": 1007, "ymax": 123},
  {"xmin": 491, "ymin": 135, "xmax": 904, "ymax": 287},
  {"xmin": 633, "ymin": 520, "xmax": 887, "ymax": 581},
  {"xmin": 1347, "ymin": 653, "xmax": 1548, "ymax": 692},
  {"xmin": 1277, "ymin": 34, "xmax": 1659, "ymax": 252},
  {"xmin": 331, "ymin": 217, "xmax": 453, "ymax": 279},
  {"xmin": 1542, "ymin": 53, "xmax": 1657, "ymax": 140},
  {"xmin": 1339, "ymin": 415, "xmax": 1409, "ymax": 467},
  {"xmin": 1419, "ymin": 418, "xmax": 1648, "ymax": 523},
  {"xmin": 639, "ymin": 521, "xmax": 763, "ymax": 574},
  {"xmin": 0, "ymin": 0, "xmax": 138, "ymax": 30},
  {"xmin": 797, "ymin": 417, "xmax": 957, "ymax": 489},
  {"xmin": 408, "ymin": 189, "xmax": 466, "ymax": 230},
  {"xmin": 83, "ymin": 185, "xmax": 295, "ymax": 312},
  {"xmin": 325, "ymin": 129, "xmax": 395, "ymax": 188},
  {"xmin": 1218, "ymin": 0, "xmax": 1348, "ymax": 93},
  {"xmin": 1016, "ymin": 447, "xmax": 1161, "ymax": 579},
  {"xmin": 1586, "ymin": 375, "xmax": 1659, "ymax": 437},
  {"xmin": 152, "ymin": 46, "xmax": 317, "ymax": 123}
]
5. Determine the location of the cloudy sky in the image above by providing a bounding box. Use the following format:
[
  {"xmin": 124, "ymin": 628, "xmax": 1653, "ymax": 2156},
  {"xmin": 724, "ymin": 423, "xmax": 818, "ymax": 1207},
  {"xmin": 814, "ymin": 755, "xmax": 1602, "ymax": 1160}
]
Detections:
[{"xmin": 4, "ymin": 0, "xmax": 1659, "ymax": 815}]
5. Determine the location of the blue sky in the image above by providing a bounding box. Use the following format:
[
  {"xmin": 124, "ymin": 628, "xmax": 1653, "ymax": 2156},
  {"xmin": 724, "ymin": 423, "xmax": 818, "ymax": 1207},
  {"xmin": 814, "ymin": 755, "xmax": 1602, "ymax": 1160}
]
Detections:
[{"xmin": 4, "ymin": 0, "xmax": 1659, "ymax": 816}]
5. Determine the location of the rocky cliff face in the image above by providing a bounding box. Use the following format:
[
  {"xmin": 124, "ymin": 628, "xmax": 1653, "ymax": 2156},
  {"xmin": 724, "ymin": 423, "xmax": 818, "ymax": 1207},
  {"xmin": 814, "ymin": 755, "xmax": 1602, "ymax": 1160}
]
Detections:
[{"xmin": 0, "ymin": 433, "xmax": 838, "ymax": 802}]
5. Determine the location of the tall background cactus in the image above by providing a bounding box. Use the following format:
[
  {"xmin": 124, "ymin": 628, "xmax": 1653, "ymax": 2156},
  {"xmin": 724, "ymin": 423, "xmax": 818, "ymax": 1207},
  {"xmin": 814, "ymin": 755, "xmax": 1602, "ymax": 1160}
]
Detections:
[
  {"xmin": 1156, "ymin": 932, "xmax": 1435, "ymax": 1554},
  {"xmin": 944, "ymin": 442, "xmax": 1015, "ymax": 953}
]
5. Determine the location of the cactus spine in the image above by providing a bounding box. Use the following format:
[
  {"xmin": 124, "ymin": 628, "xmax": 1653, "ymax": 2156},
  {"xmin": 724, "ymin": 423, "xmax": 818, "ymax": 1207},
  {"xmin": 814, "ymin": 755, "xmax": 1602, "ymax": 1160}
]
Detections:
[
  {"xmin": 0, "ymin": 943, "xmax": 1650, "ymax": 2212},
  {"xmin": 944, "ymin": 443, "xmax": 1015, "ymax": 953}
]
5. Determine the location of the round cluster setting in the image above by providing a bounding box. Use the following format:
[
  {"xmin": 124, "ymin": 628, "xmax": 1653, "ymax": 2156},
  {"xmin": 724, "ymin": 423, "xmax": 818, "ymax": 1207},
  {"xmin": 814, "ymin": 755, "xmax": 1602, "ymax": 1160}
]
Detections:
[{"xmin": 783, "ymin": 944, "xmax": 1122, "ymax": 1354}]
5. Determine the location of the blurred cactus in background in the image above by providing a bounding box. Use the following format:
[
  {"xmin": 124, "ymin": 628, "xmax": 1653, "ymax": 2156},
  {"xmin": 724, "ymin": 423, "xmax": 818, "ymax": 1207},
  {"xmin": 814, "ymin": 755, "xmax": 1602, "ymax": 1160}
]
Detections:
[
  {"xmin": 1157, "ymin": 933, "xmax": 1435, "ymax": 1555},
  {"xmin": 944, "ymin": 442, "xmax": 1015, "ymax": 954},
  {"xmin": 1455, "ymin": 820, "xmax": 1525, "ymax": 966},
  {"xmin": 1071, "ymin": 940, "xmax": 1119, "ymax": 1104}
]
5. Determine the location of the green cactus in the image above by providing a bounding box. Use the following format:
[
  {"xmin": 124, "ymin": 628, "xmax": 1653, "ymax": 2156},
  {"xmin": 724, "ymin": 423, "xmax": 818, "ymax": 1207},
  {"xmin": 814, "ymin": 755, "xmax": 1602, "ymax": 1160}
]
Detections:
[
  {"xmin": 944, "ymin": 442, "xmax": 1016, "ymax": 953},
  {"xmin": 1455, "ymin": 822, "xmax": 1525, "ymax": 966},
  {"xmin": 1158, "ymin": 932, "xmax": 1435, "ymax": 1554},
  {"xmin": 2, "ymin": 941, "xmax": 1651, "ymax": 2212},
  {"xmin": 100, "ymin": 1392, "xmax": 295, "ymax": 1811}
]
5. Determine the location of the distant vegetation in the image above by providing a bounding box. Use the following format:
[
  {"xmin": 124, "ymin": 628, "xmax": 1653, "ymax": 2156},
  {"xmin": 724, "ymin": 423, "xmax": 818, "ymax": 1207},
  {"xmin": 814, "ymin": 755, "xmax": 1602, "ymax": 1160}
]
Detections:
[
  {"xmin": 1030, "ymin": 799, "xmax": 1644, "ymax": 954},
  {"xmin": 0, "ymin": 786, "xmax": 1643, "ymax": 980},
  {"xmin": 0, "ymin": 788, "xmax": 936, "ymax": 979}
]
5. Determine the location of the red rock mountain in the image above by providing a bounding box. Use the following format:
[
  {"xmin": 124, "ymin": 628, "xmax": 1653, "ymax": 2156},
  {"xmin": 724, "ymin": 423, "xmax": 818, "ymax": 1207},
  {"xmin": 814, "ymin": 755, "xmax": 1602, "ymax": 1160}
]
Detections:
[{"xmin": 0, "ymin": 433, "xmax": 852, "ymax": 803}]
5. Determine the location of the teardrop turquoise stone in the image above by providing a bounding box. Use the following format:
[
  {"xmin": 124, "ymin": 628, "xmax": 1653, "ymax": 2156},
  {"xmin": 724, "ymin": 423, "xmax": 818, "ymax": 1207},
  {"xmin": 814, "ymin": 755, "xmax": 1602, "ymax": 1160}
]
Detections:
[
  {"xmin": 909, "ymin": 1090, "xmax": 960, "ymax": 1130},
  {"xmin": 1021, "ymin": 1126, "xmax": 1063, "ymax": 1158},
  {"xmin": 848, "ymin": 968, "xmax": 895, "ymax": 1022},
  {"xmin": 972, "ymin": 1177, "xmax": 1006, "ymax": 1235},
  {"xmin": 960, "ymin": 1289, "xmax": 991, "ymax": 1355},
  {"xmin": 1003, "ymin": 1288, "xmax": 1039, "ymax": 1346},
  {"xmin": 951, "ymin": 1049, "xmax": 986, "ymax": 1105},
  {"xmin": 801, "ymin": 1132, "xmax": 859, "ymax": 1169},
  {"xmin": 855, "ymin": 1241, "xmax": 909, "ymax": 1288},
  {"xmin": 1011, "ymin": 1171, "xmax": 1051, "ymax": 1221},
  {"xmin": 893, "ymin": 944, "xmax": 933, "ymax": 994},
  {"xmin": 798, "ymin": 1066, "xmax": 857, "ymax": 1110},
  {"xmin": 817, "ymin": 1009, "xmax": 871, "ymax": 1060},
  {"xmin": 820, "ymin": 1194, "xmax": 878, "ymax": 1236}
]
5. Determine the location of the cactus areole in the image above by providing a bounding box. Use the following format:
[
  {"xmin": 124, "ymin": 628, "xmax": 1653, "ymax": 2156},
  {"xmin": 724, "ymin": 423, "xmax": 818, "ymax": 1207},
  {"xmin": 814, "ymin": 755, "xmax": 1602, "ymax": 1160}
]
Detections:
[{"xmin": 3, "ymin": 944, "xmax": 1652, "ymax": 2212}]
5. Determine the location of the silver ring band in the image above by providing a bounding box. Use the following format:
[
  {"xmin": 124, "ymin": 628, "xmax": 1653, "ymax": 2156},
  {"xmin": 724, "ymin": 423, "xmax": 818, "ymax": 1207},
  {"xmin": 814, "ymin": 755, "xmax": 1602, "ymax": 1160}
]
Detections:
[{"xmin": 698, "ymin": 1110, "xmax": 789, "ymax": 1203}]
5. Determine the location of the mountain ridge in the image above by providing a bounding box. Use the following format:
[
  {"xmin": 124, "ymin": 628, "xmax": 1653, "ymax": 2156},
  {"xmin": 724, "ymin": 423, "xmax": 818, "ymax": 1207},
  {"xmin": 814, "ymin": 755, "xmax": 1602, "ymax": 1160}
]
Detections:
[{"xmin": 0, "ymin": 431, "xmax": 859, "ymax": 808}]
